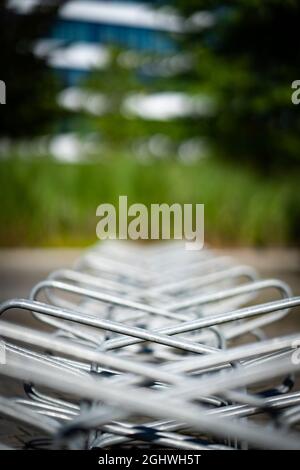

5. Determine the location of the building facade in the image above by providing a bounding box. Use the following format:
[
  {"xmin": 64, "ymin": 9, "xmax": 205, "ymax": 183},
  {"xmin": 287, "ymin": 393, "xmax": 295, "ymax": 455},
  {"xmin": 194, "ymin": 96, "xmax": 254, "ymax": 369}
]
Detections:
[{"xmin": 49, "ymin": 0, "xmax": 178, "ymax": 85}]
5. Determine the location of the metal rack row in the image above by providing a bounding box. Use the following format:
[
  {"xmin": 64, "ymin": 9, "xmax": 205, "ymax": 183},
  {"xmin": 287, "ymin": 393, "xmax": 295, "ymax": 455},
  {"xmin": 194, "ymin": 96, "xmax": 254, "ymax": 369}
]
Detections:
[{"xmin": 0, "ymin": 241, "xmax": 300, "ymax": 449}]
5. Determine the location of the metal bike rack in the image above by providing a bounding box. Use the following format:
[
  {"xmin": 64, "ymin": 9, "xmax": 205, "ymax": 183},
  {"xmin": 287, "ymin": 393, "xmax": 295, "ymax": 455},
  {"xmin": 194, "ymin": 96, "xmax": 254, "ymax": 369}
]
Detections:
[{"xmin": 0, "ymin": 241, "xmax": 300, "ymax": 449}]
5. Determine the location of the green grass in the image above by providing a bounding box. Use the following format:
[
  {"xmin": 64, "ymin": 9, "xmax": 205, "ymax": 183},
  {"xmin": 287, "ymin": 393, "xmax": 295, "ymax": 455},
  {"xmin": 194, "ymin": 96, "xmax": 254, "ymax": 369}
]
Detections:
[{"xmin": 0, "ymin": 154, "xmax": 299, "ymax": 246}]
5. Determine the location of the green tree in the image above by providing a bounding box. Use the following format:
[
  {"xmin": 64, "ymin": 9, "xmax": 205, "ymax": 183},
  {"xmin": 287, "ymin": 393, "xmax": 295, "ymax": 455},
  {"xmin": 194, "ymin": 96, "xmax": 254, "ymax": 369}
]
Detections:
[
  {"xmin": 0, "ymin": 0, "xmax": 64, "ymax": 138},
  {"xmin": 81, "ymin": 48, "xmax": 187, "ymax": 153},
  {"xmin": 173, "ymin": 0, "xmax": 300, "ymax": 173}
]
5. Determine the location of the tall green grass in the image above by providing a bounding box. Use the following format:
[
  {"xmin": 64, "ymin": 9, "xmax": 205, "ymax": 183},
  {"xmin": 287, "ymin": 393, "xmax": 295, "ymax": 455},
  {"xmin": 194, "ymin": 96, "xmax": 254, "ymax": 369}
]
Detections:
[{"xmin": 0, "ymin": 155, "xmax": 299, "ymax": 246}]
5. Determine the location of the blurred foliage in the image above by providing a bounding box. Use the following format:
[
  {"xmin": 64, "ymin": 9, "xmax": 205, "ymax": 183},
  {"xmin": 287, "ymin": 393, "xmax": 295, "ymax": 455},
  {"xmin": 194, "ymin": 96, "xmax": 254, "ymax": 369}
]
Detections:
[
  {"xmin": 172, "ymin": 0, "xmax": 300, "ymax": 173},
  {"xmin": 0, "ymin": 155, "xmax": 299, "ymax": 246},
  {"xmin": 77, "ymin": 1, "xmax": 300, "ymax": 174},
  {"xmin": 0, "ymin": 0, "xmax": 65, "ymax": 137},
  {"xmin": 80, "ymin": 49, "xmax": 149, "ymax": 149},
  {"xmin": 77, "ymin": 49, "xmax": 190, "ymax": 152},
  {"xmin": 1, "ymin": 1, "xmax": 299, "ymax": 247}
]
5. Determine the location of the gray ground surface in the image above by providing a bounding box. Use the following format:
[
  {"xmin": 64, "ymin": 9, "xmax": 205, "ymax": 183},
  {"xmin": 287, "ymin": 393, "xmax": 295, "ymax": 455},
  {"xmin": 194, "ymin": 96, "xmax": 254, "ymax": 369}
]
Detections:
[
  {"xmin": 0, "ymin": 247, "xmax": 299, "ymax": 298},
  {"xmin": 0, "ymin": 247, "xmax": 299, "ymax": 330}
]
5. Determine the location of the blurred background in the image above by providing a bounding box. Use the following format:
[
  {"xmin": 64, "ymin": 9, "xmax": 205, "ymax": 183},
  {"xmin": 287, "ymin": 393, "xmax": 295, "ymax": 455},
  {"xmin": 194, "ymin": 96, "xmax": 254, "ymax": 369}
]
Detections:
[{"xmin": 0, "ymin": 0, "xmax": 299, "ymax": 248}]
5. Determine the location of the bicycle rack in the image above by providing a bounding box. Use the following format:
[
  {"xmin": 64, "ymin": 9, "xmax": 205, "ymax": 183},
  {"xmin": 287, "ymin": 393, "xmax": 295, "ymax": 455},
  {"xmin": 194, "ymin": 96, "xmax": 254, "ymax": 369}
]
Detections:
[{"xmin": 0, "ymin": 241, "xmax": 300, "ymax": 449}]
